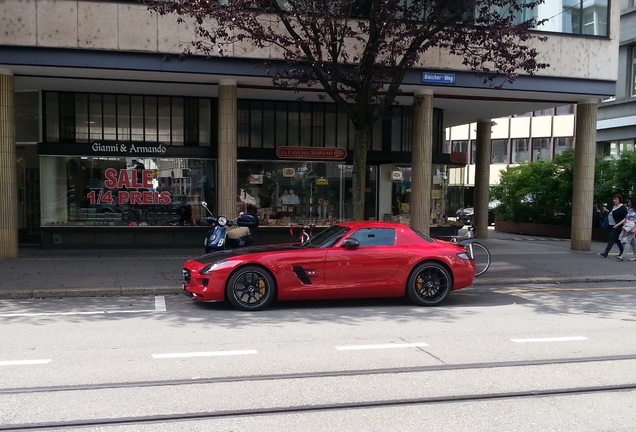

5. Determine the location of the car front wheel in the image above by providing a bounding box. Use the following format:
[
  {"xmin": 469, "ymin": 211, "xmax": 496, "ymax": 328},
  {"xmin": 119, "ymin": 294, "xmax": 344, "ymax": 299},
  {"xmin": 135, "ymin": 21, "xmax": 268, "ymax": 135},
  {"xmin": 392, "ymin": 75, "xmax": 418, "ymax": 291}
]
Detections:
[
  {"xmin": 406, "ymin": 262, "xmax": 452, "ymax": 306},
  {"xmin": 226, "ymin": 265, "xmax": 276, "ymax": 311}
]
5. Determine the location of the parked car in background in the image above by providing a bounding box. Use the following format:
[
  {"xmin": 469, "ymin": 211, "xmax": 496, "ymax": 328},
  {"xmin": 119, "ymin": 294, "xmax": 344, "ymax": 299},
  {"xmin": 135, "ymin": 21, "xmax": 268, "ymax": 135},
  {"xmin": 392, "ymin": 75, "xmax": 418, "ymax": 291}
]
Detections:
[{"xmin": 455, "ymin": 200, "xmax": 500, "ymax": 226}]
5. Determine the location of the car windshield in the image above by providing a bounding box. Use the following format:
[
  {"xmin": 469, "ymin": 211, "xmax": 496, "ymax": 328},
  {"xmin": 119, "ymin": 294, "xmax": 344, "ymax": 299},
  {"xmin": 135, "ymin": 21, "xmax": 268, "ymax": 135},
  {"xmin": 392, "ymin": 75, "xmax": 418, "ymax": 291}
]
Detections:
[{"xmin": 301, "ymin": 225, "xmax": 350, "ymax": 248}]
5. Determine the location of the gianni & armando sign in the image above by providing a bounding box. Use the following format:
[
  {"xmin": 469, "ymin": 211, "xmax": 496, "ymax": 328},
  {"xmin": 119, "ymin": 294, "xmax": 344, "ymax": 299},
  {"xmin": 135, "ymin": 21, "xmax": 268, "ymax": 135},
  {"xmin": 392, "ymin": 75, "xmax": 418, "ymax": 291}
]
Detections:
[{"xmin": 91, "ymin": 141, "xmax": 168, "ymax": 156}]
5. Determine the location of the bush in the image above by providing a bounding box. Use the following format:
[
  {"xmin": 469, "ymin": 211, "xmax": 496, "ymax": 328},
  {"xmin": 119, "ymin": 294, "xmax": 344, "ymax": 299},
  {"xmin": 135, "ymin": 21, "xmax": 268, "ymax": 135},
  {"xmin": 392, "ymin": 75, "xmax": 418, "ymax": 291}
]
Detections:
[{"xmin": 491, "ymin": 149, "xmax": 636, "ymax": 226}]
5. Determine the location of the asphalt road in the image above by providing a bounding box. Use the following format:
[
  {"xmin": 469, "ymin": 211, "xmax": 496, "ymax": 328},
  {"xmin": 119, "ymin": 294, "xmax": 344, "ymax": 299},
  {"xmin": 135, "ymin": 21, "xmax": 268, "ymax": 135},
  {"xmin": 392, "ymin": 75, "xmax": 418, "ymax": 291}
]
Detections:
[{"xmin": 1, "ymin": 282, "xmax": 636, "ymax": 431}]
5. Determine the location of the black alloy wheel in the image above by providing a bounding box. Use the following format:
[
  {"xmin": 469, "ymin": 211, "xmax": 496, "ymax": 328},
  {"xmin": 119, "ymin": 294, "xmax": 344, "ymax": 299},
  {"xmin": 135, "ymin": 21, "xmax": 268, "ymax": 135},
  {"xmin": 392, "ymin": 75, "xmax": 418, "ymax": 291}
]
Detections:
[
  {"xmin": 406, "ymin": 262, "xmax": 452, "ymax": 306},
  {"xmin": 226, "ymin": 265, "xmax": 276, "ymax": 311}
]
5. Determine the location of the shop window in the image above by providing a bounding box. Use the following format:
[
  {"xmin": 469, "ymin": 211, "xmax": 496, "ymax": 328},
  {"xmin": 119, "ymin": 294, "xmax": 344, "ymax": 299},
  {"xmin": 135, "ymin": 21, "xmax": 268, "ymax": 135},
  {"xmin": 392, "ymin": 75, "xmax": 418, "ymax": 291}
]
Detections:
[
  {"xmin": 40, "ymin": 156, "xmax": 215, "ymax": 227},
  {"xmin": 237, "ymin": 160, "xmax": 376, "ymax": 226}
]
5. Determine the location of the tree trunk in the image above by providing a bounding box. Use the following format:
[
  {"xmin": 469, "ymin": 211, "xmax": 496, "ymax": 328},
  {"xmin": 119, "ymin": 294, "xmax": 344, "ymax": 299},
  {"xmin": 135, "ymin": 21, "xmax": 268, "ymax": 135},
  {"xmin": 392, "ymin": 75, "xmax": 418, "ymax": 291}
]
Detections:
[{"xmin": 351, "ymin": 126, "xmax": 370, "ymax": 221}]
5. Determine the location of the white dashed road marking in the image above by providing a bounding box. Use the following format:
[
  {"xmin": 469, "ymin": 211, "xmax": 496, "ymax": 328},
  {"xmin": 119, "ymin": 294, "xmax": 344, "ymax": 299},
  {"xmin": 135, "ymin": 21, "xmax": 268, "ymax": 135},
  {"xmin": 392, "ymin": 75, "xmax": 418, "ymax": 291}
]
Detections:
[
  {"xmin": 152, "ymin": 350, "xmax": 258, "ymax": 359},
  {"xmin": 335, "ymin": 342, "xmax": 429, "ymax": 351},
  {"xmin": 0, "ymin": 359, "xmax": 52, "ymax": 366},
  {"xmin": 511, "ymin": 336, "xmax": 588, "ymax": 343}
]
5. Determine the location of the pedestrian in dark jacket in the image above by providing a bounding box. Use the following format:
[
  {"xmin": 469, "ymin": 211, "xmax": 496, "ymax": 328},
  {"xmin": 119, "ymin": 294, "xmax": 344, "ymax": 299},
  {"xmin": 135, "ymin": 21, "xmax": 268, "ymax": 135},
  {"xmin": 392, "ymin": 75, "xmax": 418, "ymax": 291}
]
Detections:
[{"xmin": 599, "ymin": 193, "xmax": 628, "ymax": 257}]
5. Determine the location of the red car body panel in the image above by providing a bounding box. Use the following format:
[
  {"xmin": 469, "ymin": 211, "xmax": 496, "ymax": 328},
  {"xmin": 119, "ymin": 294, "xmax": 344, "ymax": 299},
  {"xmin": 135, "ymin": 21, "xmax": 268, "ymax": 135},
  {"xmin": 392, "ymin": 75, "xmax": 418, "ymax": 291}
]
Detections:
[{"xmin": 182, "ymin": 221, "xmax": 475, "ymax": 304}]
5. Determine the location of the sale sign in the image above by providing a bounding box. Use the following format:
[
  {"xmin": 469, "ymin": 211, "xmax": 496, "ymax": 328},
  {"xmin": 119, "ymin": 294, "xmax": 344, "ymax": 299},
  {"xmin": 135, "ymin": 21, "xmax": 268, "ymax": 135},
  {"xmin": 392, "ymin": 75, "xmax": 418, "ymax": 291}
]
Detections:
[{"xmin": 86, "ymin": 168, "xmax": 172, "ymax": 206}]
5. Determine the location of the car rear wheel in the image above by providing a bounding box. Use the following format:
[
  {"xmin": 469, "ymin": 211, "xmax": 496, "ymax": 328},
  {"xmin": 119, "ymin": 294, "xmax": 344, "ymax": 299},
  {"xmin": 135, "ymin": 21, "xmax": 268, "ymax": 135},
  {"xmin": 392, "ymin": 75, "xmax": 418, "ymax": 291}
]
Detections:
[
  {"xmin": 406, "ymin": 262, "xmax": 452, "ymax": 306},
  {"xmin": 226, "ymin": 266, "xmax": 276, "ymax": 311}
]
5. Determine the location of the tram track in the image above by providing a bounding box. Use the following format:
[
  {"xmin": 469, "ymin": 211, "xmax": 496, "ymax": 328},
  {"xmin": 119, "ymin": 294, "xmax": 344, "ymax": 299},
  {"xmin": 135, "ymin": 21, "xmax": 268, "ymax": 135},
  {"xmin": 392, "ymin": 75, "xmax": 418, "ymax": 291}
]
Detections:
[
  {"xmin": 2, "ymin": 383, "xmax": 635, "ymax": 431},
  {"xmin": 2, "ymin": 352, "xmax": 636, "ymax": 396},
  {"xmin": 2, "ymin": 354, "xmax": 636, "ymax": 430}
]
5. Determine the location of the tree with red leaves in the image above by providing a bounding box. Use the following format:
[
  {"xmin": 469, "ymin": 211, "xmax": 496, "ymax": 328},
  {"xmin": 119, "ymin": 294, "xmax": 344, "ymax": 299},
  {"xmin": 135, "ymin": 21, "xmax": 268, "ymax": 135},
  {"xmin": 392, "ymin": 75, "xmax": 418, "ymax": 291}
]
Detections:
[{"xmin": 148, "ymin": 0, "xmax": 548, "ymax": 222}]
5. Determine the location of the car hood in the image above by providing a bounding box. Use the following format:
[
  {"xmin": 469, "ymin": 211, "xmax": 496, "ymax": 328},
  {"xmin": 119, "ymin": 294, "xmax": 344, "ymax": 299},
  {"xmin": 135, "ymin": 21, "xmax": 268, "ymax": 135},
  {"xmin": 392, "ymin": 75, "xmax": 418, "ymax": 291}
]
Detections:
[{"xmin": 192, "ymin": 244, "xmax": 301, "ymax": 264}]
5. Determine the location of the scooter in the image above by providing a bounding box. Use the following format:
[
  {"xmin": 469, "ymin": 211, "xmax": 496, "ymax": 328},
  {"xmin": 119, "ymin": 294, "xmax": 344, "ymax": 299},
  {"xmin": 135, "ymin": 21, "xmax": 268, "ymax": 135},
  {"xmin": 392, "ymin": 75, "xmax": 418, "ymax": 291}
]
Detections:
[{"xmin": 201, "ymin": 201, "xmax": 259, "ymax": 253}]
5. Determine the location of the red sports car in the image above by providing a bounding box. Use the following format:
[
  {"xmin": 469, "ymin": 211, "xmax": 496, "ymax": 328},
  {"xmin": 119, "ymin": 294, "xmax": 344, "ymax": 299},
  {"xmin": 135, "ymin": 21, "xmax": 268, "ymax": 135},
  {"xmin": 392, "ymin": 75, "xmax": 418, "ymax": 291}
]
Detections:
[{"xmin": 182, "ymin": 221, "xmax": 476, "ymax": 311}]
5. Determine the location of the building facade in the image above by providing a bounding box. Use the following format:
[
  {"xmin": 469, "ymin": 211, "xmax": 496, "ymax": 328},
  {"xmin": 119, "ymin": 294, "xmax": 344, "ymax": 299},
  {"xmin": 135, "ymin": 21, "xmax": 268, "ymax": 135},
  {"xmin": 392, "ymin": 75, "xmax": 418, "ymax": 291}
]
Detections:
[
  {"xmin": 597, "ymin": 0, "xmax": 636, "ymax": 156},
  {"xmin": 0, "ymin": 0, "xmax": 620, "ymax": 255}
]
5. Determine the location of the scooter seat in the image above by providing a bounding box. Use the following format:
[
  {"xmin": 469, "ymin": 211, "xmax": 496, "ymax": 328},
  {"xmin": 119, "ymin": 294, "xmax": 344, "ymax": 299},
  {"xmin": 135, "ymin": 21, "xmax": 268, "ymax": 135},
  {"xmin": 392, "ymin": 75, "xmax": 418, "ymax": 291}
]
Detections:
[{"xmin": 227, "ymin": 226, "xmax": 250, "ymax": 239}]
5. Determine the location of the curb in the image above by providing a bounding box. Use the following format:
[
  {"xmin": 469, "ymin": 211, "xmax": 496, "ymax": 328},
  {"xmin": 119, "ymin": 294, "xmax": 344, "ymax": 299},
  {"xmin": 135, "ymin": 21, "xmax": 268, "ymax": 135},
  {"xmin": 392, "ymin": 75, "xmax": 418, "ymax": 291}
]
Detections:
[
  {"xmin": 0, "ymin": 286, "xmax": 183, "ymax": 300},
  {"xmin": 2, "ymin": 276, "xmax": 636, "ymax": 299},
  {"xmin": 472, "ymin": 275, "xmax": 636, "ymax": 286}
]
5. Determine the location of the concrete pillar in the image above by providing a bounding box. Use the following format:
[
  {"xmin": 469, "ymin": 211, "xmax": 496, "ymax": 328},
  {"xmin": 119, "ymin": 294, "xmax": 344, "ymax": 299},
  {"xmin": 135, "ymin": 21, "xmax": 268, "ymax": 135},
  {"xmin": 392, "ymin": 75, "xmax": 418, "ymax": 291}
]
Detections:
[
  {"xmin": 411, "ymin": 90, "xmax": 433, "ymax": 234},
  {"xmin": 571, "ymin": 102, "xmax": 597, "ymax": 251},
  {"xmin": 474, "ymin": 121, "xmax": 492, "ymax": 239},
  {"xmin": 0, "ymin": 69, "xmax": 18, "ymax": 259},
  {"xmin": 217, "ymin": 80, "xmax": 238, "ymax": 218}
]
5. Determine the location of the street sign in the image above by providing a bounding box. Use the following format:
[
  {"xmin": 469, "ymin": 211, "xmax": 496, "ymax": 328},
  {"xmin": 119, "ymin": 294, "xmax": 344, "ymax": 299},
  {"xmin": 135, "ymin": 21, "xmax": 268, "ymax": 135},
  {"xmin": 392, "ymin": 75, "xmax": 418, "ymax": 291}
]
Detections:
[{"xmin": 421, "ymin": 72, "xmax": 456, "ymax": 85}]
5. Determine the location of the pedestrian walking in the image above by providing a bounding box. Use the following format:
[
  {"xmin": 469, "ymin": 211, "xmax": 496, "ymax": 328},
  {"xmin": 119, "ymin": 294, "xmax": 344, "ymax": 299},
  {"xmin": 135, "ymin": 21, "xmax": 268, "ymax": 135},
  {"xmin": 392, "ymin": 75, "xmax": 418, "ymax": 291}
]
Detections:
[
  {"xmin": 614, "ymin": 196, "xmax": 636, "ymax": 261},
  {"xmin": 599, "ymin": 193, "xmax": 628, "ymax": 258}
]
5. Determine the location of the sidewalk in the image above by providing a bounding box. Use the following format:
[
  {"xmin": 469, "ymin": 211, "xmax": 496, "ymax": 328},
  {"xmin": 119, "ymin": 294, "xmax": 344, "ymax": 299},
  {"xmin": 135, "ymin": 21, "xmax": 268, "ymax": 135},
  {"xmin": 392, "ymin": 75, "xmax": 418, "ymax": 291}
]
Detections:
[{"xmin": 0, "ymin": 230, "xmax": 635, "ymax": 299}]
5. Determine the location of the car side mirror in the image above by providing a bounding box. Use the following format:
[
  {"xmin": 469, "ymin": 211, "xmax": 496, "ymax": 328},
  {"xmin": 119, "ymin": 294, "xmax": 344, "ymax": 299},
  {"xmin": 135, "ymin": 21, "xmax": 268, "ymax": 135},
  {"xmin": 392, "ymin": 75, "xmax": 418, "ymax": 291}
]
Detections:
[{"xmin": 342, "ymin": 238, "xmax": 360, "ymax": 249}]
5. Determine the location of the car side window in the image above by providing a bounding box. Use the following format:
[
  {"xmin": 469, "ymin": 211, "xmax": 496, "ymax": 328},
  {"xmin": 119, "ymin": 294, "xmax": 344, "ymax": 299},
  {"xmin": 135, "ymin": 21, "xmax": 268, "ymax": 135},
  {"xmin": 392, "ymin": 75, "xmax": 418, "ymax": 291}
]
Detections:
[{"xmin": 349, "ymin": 228, "xmax": 396, "ymax": 247}]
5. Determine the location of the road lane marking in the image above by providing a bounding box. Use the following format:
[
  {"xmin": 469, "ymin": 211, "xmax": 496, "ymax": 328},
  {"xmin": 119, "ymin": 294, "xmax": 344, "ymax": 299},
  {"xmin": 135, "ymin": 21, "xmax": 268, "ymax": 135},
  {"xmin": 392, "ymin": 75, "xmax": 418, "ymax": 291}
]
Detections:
[
  {"xmin": 511, "ymin": 336, "xmax": 588, "ymax": 343},
  {"xmin": 335, "ymin": 342, "xmax": 429, "ymax": 351},
  {"xmin": 0, "ymin": 359, "xmax": 51, "ymax": 366},
  {"xmin": 155, "ymin": 296, "xmax": 166, "ymax": 312},
  {"xmin": 152, "ymin": 350, "xmax": 258, "ymax": 359}
]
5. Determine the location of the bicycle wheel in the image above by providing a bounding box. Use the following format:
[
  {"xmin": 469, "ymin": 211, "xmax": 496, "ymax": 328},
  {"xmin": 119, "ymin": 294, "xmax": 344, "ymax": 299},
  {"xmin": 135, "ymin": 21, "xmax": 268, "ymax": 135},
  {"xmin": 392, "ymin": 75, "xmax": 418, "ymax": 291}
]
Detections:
[{"xmin": 466, "ymin": 241, "xmax": 491, "ymax": 277}]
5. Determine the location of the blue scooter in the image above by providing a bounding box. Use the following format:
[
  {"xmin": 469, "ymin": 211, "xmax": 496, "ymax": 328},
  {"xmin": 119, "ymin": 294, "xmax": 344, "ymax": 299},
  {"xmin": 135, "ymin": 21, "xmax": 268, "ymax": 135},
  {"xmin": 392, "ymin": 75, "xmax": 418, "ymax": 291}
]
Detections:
[{"xmin": 201, "ymin": 201, "xmax": 259, "ymax": 254}]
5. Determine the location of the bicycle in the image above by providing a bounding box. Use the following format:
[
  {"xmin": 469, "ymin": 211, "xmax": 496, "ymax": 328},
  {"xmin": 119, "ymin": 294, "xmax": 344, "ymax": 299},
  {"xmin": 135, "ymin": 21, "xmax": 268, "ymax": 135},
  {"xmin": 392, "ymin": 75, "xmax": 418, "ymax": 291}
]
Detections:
[
  {"xmin": 449, "ymin": 226, "xmax": 491, "ymax": 277},
  {"xmin": 290, "ymin": 223, "xmax": 315, "ymax": 244}
]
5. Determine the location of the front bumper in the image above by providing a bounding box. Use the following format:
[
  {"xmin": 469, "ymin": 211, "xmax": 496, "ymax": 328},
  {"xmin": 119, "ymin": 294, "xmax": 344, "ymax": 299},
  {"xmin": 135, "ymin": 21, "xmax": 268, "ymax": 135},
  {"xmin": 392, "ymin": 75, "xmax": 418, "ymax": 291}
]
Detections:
[{"xmin": 182, "ymin": 265, "xmax": 225, "ymax": 301}]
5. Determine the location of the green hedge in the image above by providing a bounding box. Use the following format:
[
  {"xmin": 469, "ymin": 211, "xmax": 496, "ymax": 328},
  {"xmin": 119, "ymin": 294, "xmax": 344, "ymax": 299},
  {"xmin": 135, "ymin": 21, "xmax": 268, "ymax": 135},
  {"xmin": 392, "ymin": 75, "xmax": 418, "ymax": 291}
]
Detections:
[{"xmin": 491, "ymin": 149, "xmax": 636, "ymax": 225}]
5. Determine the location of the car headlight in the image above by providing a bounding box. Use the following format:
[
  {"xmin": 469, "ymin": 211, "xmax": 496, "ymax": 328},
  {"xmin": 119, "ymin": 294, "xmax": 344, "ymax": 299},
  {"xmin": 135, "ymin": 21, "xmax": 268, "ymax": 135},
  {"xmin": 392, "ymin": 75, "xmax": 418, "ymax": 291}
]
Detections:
[{"xmin": 200, "ymin": 260, "xmax": 227, "ymax": 275}]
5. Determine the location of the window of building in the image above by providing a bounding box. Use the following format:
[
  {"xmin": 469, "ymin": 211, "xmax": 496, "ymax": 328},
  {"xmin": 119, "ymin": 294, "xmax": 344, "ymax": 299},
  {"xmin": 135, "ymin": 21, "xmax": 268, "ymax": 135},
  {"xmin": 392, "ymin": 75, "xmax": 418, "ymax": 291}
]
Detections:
[
  {"xmin": 237, "ymin": 160, "xmax": 377, "ymax": 224},
  {"xmin": 631, "ymin": 47, "xmax": 636, "ymax": 97},
  {"xmin": 555, "ymin": 105, "xmax": 575, "ymax": 115},
  {"xmin": 619, "ymin": 140, "xmax": 635, "ymax": 153},
  {"xmin": 554, "ymin": 137, "xmax": 573, "ymax": 154},
  {"xmin": 43, "ymin": 92, "xmax": 214, "ymax": 146},
  {"xmin": 562, "ymin": 0, "xmax": 609, "ymax": 36},
  {"xmin": 451, "ymin": 140, "xmax": 468, "ymax": 153},
  {"xmin": 531, "ymin": 138, "xmax": 551, "ymax": 161},
  {"xmin": 491, "ymin": 139, "xmax": 508, "ymax": 164},
  {"xmin": 511, "ymin": 138, "xmax": 529, "ymax": 163},
  {"xmin": 39, "ymin": 156, "xmax": 215, "ymax": 227}
]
